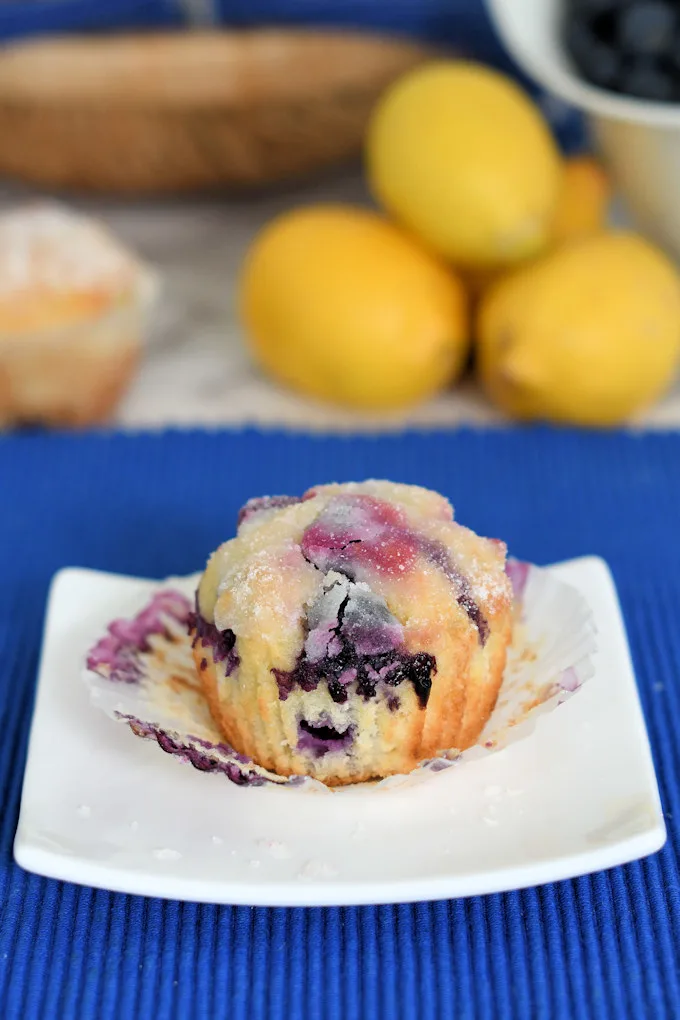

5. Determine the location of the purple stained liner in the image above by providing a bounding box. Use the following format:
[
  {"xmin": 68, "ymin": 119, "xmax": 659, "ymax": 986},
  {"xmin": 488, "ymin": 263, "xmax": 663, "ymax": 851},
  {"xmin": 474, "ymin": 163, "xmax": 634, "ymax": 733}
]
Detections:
[
  {"xmin": 86, "ymin": 590, "xmax": 192, "ymax": 684},
  {"xmin": 122, "ymin": 715, "xmax": 270, "ymax": 786},
  {"xmin": 87, "ymin": 556, "xmax": 589, "ymax": 791},
  {"xmin": 505, "ymin": 559, "xmax": 530, "ymax": 603},
  {"xmin": 558, "ymin": 667, "xmax": 581, "ymax": 693}
]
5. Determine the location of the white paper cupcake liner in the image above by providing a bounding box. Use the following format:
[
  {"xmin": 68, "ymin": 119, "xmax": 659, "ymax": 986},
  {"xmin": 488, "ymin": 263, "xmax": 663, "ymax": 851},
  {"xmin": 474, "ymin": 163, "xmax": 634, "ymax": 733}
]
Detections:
[{"xmin": 83, "ymin": 561, "xmax": 597, "ymax": 792}]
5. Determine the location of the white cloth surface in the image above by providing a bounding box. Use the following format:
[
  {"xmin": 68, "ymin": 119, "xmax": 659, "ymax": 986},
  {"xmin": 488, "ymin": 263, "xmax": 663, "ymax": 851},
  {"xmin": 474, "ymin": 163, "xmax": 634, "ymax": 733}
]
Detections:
[{"xmin": 3, "ymin": 177, "xmax": 679, "ymax": 431}]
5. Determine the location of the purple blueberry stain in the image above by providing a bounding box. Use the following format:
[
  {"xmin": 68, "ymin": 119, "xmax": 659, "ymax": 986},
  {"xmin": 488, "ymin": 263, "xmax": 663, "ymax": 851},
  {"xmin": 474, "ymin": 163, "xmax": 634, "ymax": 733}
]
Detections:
[
  {"xmin": 300, "ymin": 493, "xmax": 489, "ymax": 644},
  {"xmin": 273, "ymin": 575, "xmax": 437, "ymax": 708},
  {"xmin": 188, "ymin": 733, "xmax": 252, "ymax": 764},
  {"xmin": 341, "ymin": 586, "xmax": 404, "ymax": 655},
  {"xmin": 242, "ymin": 489, "xmax": 491, "ymax": 645},
  {"xmin": 271, "ymin": 666, "xmax": 299, "ymax": 701},
  {"xmin": 416, "ymin": 535, "xmax": 489, "ymax": 643},
  {"xmin": 296, "ymin": 718, "xmax": 355, "ymax": 758},
  {"xmin": 86, "ymin": 590, "xmax": 192, "ymax": 684},
  {"xmin": 87, "ymin": 636, "xmax": 141, "ymax": 685},
  {"xmin": 123, "ymin": 715, "xmax": 269, "ymax": 785},
  {"xmin": 558, "ymin": 666, "xmax": 581, "ymax": 693},
  {"xmin": 404, "ymin": 652, "xmax": 436, "ymax": 708},
  {"xmin": 506, "ymin": 559, "xmax": 530, "ymax": 603},
  {"xmin": 189, "ymin": 596, "xmax": 239, "ymax": 676},
  {"xmin": 337, "ymin": 668, "xmax": 357, "ymax": 686}
]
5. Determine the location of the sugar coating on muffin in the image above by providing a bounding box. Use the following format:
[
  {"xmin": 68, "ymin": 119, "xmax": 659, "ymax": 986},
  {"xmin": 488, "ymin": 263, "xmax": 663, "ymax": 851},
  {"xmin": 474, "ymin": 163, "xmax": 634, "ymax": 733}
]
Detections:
[
  {"xmin": 0, "ymin": 203, "xmax": 146, "ymax": 327},
  {"xmin": 192, "ymin": 481, "xmax": 513, "ymax": 785},
  {"xmin": 0, "ymin": 203, "xmax": 154, "ymax": 426}
]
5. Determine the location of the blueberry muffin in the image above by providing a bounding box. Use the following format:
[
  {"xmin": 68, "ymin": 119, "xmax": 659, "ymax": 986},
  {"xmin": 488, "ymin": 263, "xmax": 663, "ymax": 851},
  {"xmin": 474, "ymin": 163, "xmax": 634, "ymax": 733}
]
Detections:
[
  {"xmin": 0, "ymin": 202, "xmax": 155, "ymax": 427},
  {"xmin": 192, "ymin": 481, "xmax": 513, "ymax": 785}
]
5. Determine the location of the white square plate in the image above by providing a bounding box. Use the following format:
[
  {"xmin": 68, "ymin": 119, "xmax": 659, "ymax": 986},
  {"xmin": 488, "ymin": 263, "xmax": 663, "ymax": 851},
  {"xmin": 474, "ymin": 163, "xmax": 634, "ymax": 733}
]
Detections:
[{"xmin": 14, "ymin": 557, "xmax": 666, "ymax": 906}]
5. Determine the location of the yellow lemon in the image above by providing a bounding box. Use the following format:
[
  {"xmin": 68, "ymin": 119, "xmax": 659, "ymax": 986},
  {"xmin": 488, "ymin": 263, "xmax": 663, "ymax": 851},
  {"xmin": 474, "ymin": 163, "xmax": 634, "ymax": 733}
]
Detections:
[
  {"xmin": 462, "ymin": 157, "xmax": 611, "ymax": 304},
  {"xmin": 239, "ymin": 204, "xmax": 468, "ymax": 410},
  {"xmin": 551, "ymin": 156, "xmax": 611, "ymax": 245},
  {"xmin": 366, "ymin": 61, "xmax": 562, "ymax": 269},
  {"xmin": 477, "ymin": 232, "xmax": 680, "ymax": 426}
]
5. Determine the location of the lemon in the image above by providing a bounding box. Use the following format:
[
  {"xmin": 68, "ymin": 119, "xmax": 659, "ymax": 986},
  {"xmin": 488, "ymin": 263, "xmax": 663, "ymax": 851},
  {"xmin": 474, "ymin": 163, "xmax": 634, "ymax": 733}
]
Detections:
[
  {"xmin": 239, "ymin": 205, "xmax": 468, "ymax": 410},
  {"xmin": 477, "ymin": 232, "xmax": 680, "ymax": 426},
  {"xmin": 461, "ymin": 157, "xmax": 611, "ymax": 302},
  {"xmin": 366, "ymin": 61, "xmax": 562, "ymax": 269},
  {"xmin": 551, "ymin": 156, "xmax": 610, "ymax": 245}
]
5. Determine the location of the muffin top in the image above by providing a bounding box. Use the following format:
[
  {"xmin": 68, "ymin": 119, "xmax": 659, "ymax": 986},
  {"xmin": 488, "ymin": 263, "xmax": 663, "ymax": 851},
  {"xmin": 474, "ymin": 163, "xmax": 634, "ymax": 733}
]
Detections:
[
  {"xmin": 197, "ymin": 480, "xmax": 511, "ymax": 708},
  {"xmin": 0, "ymin": 203, "xmax": 146, "ymax": 333}
]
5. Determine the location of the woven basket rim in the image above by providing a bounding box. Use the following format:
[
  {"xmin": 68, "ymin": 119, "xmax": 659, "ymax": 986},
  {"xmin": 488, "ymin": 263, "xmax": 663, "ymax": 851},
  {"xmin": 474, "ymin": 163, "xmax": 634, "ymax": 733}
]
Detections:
[{"xmin": 0, "ymin": 29, "xmax": 434, "ymax": 110}]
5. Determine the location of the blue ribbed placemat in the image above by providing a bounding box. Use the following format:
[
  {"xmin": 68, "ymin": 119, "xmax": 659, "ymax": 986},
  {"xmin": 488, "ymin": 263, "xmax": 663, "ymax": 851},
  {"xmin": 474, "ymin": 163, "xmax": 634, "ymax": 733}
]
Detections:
[{"xmin": 0, "ymin": 428, "xmax": 678, "ymax": 1020}]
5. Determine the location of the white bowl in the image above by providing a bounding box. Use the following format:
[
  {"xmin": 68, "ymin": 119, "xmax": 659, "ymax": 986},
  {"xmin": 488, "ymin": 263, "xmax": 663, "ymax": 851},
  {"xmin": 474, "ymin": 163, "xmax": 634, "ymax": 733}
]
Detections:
[{"xmin": 487, "ymin": 0, "xmax": 680, "ymax": 258}]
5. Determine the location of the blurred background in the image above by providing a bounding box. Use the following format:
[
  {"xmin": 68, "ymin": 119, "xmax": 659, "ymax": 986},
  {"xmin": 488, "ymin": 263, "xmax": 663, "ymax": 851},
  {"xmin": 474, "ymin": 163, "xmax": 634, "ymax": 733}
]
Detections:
[{"xmin": 1, "ymin": 0, "xmax": 680, "ymax": 432}]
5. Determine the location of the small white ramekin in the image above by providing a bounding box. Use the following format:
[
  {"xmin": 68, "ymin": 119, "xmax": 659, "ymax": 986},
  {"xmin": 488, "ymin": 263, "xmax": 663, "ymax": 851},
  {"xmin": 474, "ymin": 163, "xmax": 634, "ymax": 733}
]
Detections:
[{"xmin": 487, "ymin": 0, "xmax": 680, "ymax": 258}]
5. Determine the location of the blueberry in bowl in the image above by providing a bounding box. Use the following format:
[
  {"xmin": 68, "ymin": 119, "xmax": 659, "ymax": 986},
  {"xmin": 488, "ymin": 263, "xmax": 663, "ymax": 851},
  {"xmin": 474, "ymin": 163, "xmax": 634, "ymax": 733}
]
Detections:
[
  {"xmin": 192, "ymin": 481, "xmax": 513, "ymax": 786},
  {"xmin": 564, "ymin": 1, "xmax": 680, "ymax": 102},
  {"xmin": 487, "ymin": 0, "xmax": 680, "ymax": 260}
]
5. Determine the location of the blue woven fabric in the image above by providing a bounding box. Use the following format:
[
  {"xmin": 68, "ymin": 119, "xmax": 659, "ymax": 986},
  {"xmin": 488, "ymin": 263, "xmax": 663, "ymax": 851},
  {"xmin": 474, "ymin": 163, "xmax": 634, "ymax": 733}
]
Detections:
[
  {"xmin": 0, "ymin": 0, "xmax": 586, "ymax": 151},
  {"xmin": 1, "ymin": 428, "xmax": 678, "ymax": 1019},
  {"xmin": 0, "ymin": 0, "xmax": 505, "ymax": 52}
]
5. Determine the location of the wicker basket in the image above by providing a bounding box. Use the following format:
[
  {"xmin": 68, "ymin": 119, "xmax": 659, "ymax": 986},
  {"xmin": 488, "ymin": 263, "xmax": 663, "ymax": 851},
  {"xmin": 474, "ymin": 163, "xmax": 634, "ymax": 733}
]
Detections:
[{"xmin": 0, "ymin": 30, "xmax": 432, "ymax": 194}]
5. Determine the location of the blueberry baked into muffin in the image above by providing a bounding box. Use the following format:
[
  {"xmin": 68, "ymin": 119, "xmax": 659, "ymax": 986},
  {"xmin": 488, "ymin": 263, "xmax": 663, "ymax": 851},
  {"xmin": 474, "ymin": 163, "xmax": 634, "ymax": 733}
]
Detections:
[
  {"xmin": 564, "ymin": 0, "xmax": 680, "ymax": 102},
  {"xmin": 192, "ymin": 481, "xmax": 513, "ymax": 785}
]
